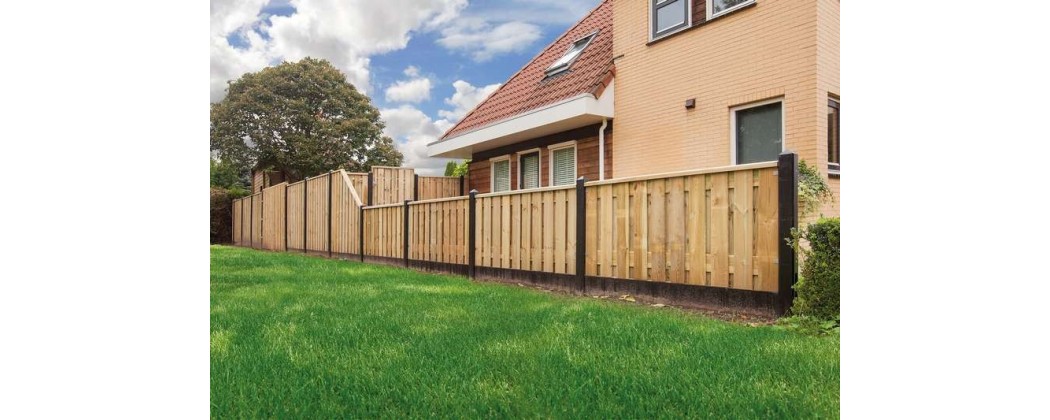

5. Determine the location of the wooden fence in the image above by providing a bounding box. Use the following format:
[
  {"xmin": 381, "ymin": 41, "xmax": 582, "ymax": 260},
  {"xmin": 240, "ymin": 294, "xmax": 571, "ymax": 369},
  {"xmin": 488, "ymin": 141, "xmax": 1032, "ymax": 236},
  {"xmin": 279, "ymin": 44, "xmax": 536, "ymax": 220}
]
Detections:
[
  {"xmin": 409, "ymin": 197, "xmax": 470, "ymax": 265},
  {"xmin": 416, "ymin": 176, "xmax": 464, "ymax": 201},
  {"xmin": 476, "ymin": 186, "xmax": 577, "ymax": 274},
  {"xmin": 231, "ymin": 154, "xmax": 799, "ymax": 314},
  {"xmin": 584, "ymin": 166, "xmax": 779, "ymax": 291}
]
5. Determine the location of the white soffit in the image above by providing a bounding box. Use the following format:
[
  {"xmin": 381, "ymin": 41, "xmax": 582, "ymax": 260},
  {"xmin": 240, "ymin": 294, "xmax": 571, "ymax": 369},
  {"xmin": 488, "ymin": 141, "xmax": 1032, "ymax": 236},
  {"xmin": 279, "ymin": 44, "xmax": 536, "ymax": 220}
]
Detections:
[{"xmin": 427, "ymin": 80, "xmax": 615, "ymax": 159}]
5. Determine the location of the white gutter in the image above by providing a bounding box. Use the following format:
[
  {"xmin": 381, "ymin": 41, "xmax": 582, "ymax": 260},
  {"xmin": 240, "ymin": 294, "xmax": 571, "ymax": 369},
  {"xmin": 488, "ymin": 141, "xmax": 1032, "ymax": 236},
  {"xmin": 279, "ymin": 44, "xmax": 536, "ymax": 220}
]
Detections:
[{"xmin": 598, "ymin": 118, "xmax": 607, "ymax": 181}]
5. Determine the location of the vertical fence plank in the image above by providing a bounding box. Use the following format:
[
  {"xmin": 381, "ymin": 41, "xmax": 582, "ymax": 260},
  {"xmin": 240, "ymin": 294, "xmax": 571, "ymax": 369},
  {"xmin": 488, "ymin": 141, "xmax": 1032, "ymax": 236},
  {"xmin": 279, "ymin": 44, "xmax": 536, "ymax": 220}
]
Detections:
[
  {"xmin": 554, "ymin": 189, "xmax": 567, "ymax": 274},
  {"xmin": 709, "ymin": 173, "xmax": 730, "ymax": 287},
  {"xmin": 686, "ymin": 175, "xmax": 706, "ymax": 285},
  {"xmin": 646, "ymin": 180, "xmax": 665, "ymax": 281},
  {"xmin": 667, "ymin": 177, "xmax": 686, "ymax": 283},
  {"xmin": 613, "ymin": 182, "xmax": 629, "ymax": 278},
  {"xmin": 731, "ymin": 170, "xmax": 754, "ymax": 289}
]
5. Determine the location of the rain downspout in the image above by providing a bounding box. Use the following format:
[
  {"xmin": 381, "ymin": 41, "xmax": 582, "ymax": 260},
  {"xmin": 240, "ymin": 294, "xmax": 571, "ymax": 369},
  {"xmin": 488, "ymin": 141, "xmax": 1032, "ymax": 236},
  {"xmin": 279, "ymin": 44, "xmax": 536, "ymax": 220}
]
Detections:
[{"xmin": 598, "ymin": 118, "xmax": 608, "ymax": 181}]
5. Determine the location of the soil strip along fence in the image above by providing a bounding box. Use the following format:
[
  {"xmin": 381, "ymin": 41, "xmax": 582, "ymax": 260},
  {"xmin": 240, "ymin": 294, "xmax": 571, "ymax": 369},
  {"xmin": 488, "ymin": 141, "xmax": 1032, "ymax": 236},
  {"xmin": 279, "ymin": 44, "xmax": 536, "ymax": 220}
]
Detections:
[{"xmin": 231, "ymin": 154, "xmax": 799, "ymax": 314}]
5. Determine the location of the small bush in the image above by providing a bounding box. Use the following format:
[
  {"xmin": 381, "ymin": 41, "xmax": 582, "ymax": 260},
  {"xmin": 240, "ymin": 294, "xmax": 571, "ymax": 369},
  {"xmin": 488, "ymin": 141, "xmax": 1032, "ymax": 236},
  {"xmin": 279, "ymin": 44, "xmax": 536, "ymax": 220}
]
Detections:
[
  {"xmin": 792, "ymin": 217, "xmax": 840, "ymax": 319},
  {"xmin": 211, "ymin": 187, "xmax": 248, "ymax": 244}
]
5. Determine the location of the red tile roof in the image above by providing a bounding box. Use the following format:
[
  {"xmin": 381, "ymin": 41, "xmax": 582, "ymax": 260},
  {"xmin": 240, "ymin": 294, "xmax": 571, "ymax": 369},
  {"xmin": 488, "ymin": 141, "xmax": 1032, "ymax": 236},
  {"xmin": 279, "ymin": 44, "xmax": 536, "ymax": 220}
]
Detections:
[{"xmin": 438, "ymin": 0, "xmax": 614, "ymax": 141}]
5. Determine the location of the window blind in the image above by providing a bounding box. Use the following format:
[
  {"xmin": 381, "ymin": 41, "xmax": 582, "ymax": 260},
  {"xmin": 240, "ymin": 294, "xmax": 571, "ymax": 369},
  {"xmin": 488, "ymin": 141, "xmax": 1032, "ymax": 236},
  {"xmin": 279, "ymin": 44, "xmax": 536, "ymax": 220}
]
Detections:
[
  {"xmin": 492, "ymin": 160, "xmax": 510, "ymax": 192},
  {"xmin": 551, "ymin": 147, "xmax": 575, "ymax": 186},
  {"xmin": 521, "ymin": 153, "xmax": 539, "ymax": 189}
]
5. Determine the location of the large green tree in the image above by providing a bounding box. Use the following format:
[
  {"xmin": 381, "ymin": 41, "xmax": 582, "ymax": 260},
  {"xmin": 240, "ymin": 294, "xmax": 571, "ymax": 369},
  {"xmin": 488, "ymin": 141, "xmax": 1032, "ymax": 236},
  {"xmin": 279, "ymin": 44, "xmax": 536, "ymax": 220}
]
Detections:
[{"xmin": 211, "ymin": 58, "xmax": 403, "ymax": 181}]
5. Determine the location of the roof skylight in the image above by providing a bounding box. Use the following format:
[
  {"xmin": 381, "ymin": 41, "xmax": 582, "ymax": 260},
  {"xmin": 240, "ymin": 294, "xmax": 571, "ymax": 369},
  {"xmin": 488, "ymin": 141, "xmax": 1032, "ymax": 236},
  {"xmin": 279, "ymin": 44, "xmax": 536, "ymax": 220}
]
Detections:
[{"xmin": 545, "ymin": 31, "xmax": 597, "ymax": 77}]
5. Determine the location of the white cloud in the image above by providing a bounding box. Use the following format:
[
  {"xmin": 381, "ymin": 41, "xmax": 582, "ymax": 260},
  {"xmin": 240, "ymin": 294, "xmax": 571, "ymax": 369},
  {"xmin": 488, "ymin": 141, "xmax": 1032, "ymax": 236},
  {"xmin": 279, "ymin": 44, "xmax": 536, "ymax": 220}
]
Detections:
[
  {"xmin": 384, "ymin": 77, "xmax": 433, "ymax": 103},
  {"xmin": 403, "ymin": 66, "xmax": 421, "ymax": 78},
  {"xmin": 438, "ymin": 80, "xmax": 501, "ymax": 122},
  {"xmin": 210, "ymin": 0, "xmax": 468, "ymax": 102},
  {"xmin": 380, "ymin": 79, "xmax": 497, "ymax": 175},
  {"xmin": 437, "ymin": 20, "xmax": 542, "ymax": 62},
  {"xmin": 380, "ymin": 105, "xmax": 453, "ymax": 176}
]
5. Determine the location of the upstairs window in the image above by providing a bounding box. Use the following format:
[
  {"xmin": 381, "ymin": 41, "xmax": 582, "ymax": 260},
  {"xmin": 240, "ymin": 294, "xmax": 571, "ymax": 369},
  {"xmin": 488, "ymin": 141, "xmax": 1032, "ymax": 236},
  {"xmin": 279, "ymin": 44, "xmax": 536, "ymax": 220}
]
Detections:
[
  {"xmin": 491, "ymin": 158, "xmax": 511, "ymax": 192},
  {"xmin": 651, "ymin": 0, "xmax": 690, "ymax": 40},
  {"xmin": 708, "ymin": 0, "xmax": 755, "ymax": 20},
  {"xmin": 828, "ymin": 98, "xmax": 840, "ymax": 173},
  {"xmin": 550, "ymin": 143, "xmax": 577, "ymax": 186},
  {"xmin": 546, "ymin": 32, "xmax": 597, "ymax": 77}
]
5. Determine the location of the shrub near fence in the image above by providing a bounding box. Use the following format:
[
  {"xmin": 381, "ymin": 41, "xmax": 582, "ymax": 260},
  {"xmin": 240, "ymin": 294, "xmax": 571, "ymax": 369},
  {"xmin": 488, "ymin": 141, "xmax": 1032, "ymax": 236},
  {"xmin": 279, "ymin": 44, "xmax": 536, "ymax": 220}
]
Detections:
[{"xmin": 231, "ymin": 154, "xmax": 801, "ymax": 314}]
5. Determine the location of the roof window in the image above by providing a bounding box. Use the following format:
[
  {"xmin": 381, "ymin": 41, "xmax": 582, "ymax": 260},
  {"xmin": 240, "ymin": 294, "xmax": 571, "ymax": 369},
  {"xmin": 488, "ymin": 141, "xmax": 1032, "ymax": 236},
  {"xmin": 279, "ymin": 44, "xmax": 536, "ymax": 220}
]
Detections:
[{"xmin": 545, "ymin": 32, "xmax": 597, "ymax": 77}]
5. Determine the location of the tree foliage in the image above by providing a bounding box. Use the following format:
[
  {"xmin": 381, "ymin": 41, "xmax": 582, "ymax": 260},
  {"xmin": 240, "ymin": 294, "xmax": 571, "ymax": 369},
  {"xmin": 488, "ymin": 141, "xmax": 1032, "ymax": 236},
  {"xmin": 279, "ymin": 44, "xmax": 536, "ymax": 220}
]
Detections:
[
  {"xmin": 444, "ymin": 160, "xmax": 470, "ymax": 177},
  {"xmin": 210, "ymin": 157, "xmax": 249, "ymax": 196},
  {"xmin": 210, "ymin": 58, "xmax": 403, "ymax": 181}
]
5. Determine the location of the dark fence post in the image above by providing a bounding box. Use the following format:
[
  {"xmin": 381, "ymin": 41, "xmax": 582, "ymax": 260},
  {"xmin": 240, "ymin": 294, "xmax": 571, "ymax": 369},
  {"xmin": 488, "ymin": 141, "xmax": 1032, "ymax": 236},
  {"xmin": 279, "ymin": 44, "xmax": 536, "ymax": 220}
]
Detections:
[
  {"xmin": 413, "ymin": 174, "xmax": 419, "ymax": 201},
  {"xmin": 777, "ymin": 152, "xmax": 799, "ymax": 315},
  {"xmin": 576, "ymin": 177, "xmax": 586, "ymax": 291},
  {"xmin": 367, "ymin": 171, "xmax": 374, "ymax": 206},
  {"xmin": 328, "ymin": 172, "xmax": 333, "ymax": 258},
  {"xmin": 303, "ymin": 177, "xmax": 308, "ymax": 253},
  {"xmin": 459, "ymin": 175, "xmax": 465, "ymax": 196},
  {"xmin": 284, "ymin": 184, "xmax": 289, "ymax": 251},
  {"xmin": 358, "ymin": 205, "xmax": 365, "ymax": 262},
  {"xmin": 468, "ymin": 189, "xmax": 477, "ymax": 279},
  {"xmin": 403, "ymin": 200, "xmax": 411, "ymax": 267}
]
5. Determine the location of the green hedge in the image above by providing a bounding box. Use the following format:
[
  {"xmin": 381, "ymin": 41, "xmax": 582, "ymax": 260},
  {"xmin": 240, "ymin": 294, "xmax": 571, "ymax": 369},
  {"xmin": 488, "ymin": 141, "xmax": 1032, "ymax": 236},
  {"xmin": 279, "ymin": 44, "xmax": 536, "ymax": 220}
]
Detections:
[
  {"xmin": 211, "ymin": 187, "xmax": 249, "ymax": 244},
  {"xmin": 792, "ymin": 217, "xmax": 840, "ymax": 319}
]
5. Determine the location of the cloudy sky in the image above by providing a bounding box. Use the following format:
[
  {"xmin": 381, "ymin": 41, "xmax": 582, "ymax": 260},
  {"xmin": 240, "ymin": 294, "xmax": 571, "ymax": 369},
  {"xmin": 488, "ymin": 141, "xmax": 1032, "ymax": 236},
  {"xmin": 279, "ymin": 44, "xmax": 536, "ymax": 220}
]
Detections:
[{"xmin": 211, "ymin": 0, "xmax": 596, "ymax": 175}]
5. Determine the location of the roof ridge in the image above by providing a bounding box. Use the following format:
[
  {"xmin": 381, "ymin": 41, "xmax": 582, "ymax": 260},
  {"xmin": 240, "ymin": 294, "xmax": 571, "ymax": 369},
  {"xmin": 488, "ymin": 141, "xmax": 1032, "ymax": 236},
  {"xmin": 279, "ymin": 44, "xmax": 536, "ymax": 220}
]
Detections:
[{"xmin": 437, "ymin": 0, "xmax": 612, "ymax": 142}]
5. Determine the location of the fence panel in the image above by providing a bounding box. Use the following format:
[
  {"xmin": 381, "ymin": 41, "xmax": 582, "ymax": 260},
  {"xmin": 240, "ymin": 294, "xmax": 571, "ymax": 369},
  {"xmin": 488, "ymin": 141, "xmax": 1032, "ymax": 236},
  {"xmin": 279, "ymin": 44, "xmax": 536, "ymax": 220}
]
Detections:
[
  {"xmin": 332, "ymin": 170, "xmax": 363, "ymax": 255},
  {"xmin": 250, "ymin": 193, "xmax": 263, "ymax": 247},
  {"xmin": 476, "ymin": 186, "xmax": 576, "ymax": 273},
  {"xmin": 286, "ymin": 182, "xmax": 305, "ymax": 251},
  {"xmin": 261, "ymin": 183, "xmax": 287, "ymax": 250},
  {"xmin": 417, "ymin": 176, "xmax": 462, "ymax": 200},
  {"xmin": 232, "ymin": 198, "xmax": 243, "ymax": 245},
  {"xmin": 584, "ymin": 164, "xmax": 779, "ymax": 292},
  {"xmin": 363, "ymin": 204, "xmax": 403, "ymax": 258},
  {"xmin": 305, "ymin": 175, "xmax": 330, "ymax": 252},
  {"xmin": 371, "ymin": 166, "xmax": 414, "ymax": 205},
  {"xmin": 409, "ymin": 197, "xmax": 468, "ymax": 264},
  {"xmin": 345, "ymin": 172, "xmax": 369, "ymax": 205}
]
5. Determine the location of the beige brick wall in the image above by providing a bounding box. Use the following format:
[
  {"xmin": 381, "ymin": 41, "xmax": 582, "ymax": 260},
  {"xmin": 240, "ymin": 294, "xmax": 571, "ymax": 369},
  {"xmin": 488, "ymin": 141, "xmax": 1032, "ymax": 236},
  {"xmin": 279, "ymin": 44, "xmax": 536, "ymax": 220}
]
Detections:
[
  {"xmin": 613, "ymin": 0, "xmax": 838, "ymax": 216},
  {"xmin": 817, "ymin": 0, "xmax": 840, "ymax": 218}
]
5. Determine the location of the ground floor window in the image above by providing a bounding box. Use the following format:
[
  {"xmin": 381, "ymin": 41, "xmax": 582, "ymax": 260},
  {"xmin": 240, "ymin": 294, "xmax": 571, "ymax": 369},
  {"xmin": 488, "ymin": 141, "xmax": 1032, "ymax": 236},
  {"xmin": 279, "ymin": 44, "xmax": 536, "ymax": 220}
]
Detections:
[
  {"xmin": 519, "ymin": 151, "xmax": 540, "ymax": 189},
  {"xmin": 491, "ymin": 158, "xmax": 511, "ymax": 192},
  {"xmin": 549, "ymin": 143, "xmax": 577, "ymax": 186},
  {"xmin": 733, "ymin": 99, "xmax": 783, "ymax": 164}
]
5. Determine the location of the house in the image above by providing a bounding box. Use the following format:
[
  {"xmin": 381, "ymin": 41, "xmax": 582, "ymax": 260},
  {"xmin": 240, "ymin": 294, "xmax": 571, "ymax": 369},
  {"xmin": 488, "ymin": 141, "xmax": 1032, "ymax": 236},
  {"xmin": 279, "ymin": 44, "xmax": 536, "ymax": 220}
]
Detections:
[{"xmin": 428, "ymin": 0, "xmax": 840, "ymax": 216}]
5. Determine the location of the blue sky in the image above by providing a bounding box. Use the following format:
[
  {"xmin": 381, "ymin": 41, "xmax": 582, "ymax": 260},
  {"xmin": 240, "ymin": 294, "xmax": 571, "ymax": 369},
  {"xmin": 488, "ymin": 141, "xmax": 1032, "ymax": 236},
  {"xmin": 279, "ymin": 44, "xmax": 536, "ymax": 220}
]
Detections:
[{"xmin": 211, "ymin": 0, "xmax": 596, "ymax": 174}]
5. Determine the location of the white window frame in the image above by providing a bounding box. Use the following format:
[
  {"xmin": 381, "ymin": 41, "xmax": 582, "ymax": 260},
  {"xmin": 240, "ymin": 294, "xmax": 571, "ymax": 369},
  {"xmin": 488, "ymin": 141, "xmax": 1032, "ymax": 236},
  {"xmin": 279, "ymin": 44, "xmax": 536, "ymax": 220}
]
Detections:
[
  {"xmin": 548, "ymin": 141, "xmax": 578, "ymax": 186},
  {"xmin": 707, "ymin": 0, "xmax": 756, "ymax": 20},
  {"xmin": 650, "ymin": 0, "xmax": 692, "ymax": 42},
  {"xmin": 489, "ymin": 155, "xmax": 512, "ymax": 192},
  {"xmin": 729, "ymin": 97, "xmax": 785, "ymax": 165},
  {"xmin": 546, "ymin": 31, "xmax": 598, "ymax": 77},
  {"xmin": 516, "ymin": 148, "xmax": 543, "ymax": 190}
]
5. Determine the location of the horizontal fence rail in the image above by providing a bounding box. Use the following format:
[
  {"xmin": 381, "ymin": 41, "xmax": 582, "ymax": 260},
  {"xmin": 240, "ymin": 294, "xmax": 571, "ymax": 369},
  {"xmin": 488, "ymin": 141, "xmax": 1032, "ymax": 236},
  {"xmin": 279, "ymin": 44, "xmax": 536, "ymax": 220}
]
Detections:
[{"xmin": 231, "ymin": 155, "xmax": 798, "ymax": 314}]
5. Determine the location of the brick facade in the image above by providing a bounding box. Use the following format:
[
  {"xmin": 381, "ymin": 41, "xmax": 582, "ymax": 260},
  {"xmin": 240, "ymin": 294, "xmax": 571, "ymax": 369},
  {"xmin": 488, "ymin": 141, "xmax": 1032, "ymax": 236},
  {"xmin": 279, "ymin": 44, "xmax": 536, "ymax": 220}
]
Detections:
[
  {"xmin": 467, "ymin": 123, "xmax": 613, "ymax": 194},
  {"xmin": 612, "ymin": 0, "xmax": 839, "ymax": 216}
]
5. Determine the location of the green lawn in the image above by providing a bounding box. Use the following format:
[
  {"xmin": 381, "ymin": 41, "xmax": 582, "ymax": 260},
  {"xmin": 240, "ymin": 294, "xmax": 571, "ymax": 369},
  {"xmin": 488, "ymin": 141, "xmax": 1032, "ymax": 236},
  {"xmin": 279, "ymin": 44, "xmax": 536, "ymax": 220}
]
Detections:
[{"xmin": 211, "ymin": 246, "xmax": 839, "ymax": 418}]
